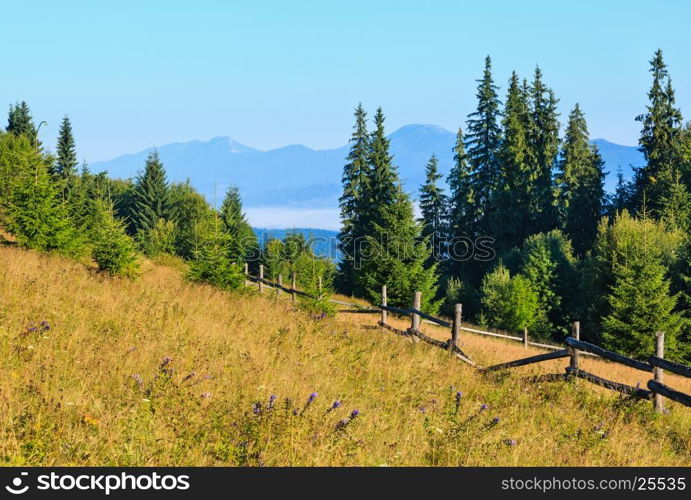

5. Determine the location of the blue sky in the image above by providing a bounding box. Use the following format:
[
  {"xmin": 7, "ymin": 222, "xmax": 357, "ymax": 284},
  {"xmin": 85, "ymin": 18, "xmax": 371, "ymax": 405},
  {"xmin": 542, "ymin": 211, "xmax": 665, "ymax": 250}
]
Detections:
[{"xmin": 1, "ymin": 0, "xmax": 689, "ymax": 163}]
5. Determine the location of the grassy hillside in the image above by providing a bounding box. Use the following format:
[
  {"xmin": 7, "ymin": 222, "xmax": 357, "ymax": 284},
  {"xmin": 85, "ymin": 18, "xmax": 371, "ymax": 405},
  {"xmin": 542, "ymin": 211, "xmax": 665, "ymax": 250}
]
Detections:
[{"xmin": 0, "ymin": 246, "xmax": 689, "ymax": 466}]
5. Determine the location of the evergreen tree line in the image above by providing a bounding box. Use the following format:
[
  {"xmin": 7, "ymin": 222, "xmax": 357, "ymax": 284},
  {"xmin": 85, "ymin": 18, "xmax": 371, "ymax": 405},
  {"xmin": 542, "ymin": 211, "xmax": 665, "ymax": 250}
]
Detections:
[
  {"xmin": 338, "ymin": 51, "xmax": 691, "ymax": 362},
  {"xmin": 0, "ymin": 104, "xmax": 335, "ymax": 314}
]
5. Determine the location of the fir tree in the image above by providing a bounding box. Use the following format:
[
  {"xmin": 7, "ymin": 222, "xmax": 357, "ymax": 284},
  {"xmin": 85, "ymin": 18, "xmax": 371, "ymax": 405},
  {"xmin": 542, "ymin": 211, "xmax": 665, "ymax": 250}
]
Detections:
[
  {"xmin": 586, "ymin": 211, "xmax": 684, "ymax": 357},
  {"xmin": 53, "ymin": 116, "xmax": 78, "ymax": 179},
  {"xmin": 528, "ymin": 67, "xmax": 560, "ymax": 233},
  {"xmin": 219, "ymin": 185, "xmax": 259, "ymax": 266},
  {"xmin": 364, "ymin": 107, "xmax": 399, "ymax": 230},
  {"xmin": 336, "ymin": 104, "xmax": 370, "ymax": 294},
  {"xmin": 358, "ymin": 190, "xmax": 441, "ymax": 313},
  {"xmin": 634, "ymin": 49, "xmax": 684, "ymax": 216},
  {"xmin": 7, "ymin": 101, "xmax": 37, "ymax": 139},
  {"xmin": 446, "ymin": 127, "xmax": 477, "ymax": 276},
  {"xmin": 465, "ymin": 56, "xmax": 502, "ymax": 235},
  {"xmin": 555, "ymin": 104, "xmax": 605, "ymax": 255},
  {"xmin": 418, "ymin": 154, "xmax": 447, "ymax": 264},
  {"xmin": 131, "ymin": 151, "xmax": 171, "ymax": 237},
  {"xmin": 169, "ymin": 181, "xmax": 214, "ymax": 259},
  {"xmin": 492, "ymin": 72, "xmax": 535, "ymax": 253},
  {"xmin": 91, "ymin": 199, "xmax": 139, "ymax": 277},
  {"xmin": 188, "ymin": 214, "xmax": 244, "ymax": 290},
  {"xmin": 6, "ymin": 152, "xmax": 80, "ymax": 255}
]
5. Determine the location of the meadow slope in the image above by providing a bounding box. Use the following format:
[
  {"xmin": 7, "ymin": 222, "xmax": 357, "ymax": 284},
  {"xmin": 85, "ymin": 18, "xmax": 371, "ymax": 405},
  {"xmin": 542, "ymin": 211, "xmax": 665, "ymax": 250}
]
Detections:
[{"xmin": 0, "ymin": 246, "xmax": 689, "ymax": 466}]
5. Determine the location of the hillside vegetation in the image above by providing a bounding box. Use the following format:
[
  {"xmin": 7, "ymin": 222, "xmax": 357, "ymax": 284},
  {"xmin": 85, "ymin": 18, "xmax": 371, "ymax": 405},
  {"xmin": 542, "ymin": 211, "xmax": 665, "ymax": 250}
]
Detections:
[{"xmin": 0, "ymin": 246, "xmax": 689, "ymax": 466}]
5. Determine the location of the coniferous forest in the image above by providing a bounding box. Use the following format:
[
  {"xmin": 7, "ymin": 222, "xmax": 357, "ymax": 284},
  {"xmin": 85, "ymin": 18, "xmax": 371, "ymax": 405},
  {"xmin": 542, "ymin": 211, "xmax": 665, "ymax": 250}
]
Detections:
[{"xmin": 1, "ymin": 50, "xmax": 690, "ymax": 362}]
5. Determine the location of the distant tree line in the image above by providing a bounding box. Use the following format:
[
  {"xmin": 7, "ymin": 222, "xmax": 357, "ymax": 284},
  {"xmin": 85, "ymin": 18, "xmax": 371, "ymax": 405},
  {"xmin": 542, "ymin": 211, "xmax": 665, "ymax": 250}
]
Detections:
[
  {"xmin": 0, "ymin": 106, "xmax": 335, "ymax": 314},
  {"xmin": 337, "ymin": 50, "xmax": 691, "ymax": 362}
]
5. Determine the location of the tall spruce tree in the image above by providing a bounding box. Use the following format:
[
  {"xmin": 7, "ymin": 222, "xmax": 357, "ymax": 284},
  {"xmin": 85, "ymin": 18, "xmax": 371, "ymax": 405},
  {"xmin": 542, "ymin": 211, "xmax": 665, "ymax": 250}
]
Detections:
[
  {"xmin": 492, "ymin": 72, "xmax": 535, "ymax": 253},
  {"xmin": 354, "ymin": 108, "xmax": 440, "ymax": 311},
  {"xmin": 131, "ymin": 151, "xmax": 171, "ymax": 235},
  {"xmin": 465, "ymin": 56, "xmax": 502, "ymax": 236},
  {"xmin": 363, "ymin": 107, "xmax": 399, "ymax": 231},
  {"xmin": 337, "ymin": 104, "xmax": 370, "ymax": 294},
  {"xmin": 555, "ymin": 104, "xmax": 605, "ymax": 255},
  {"xmin": 418, "ymin": 154, "xmax": 447, "ymax": 264},
  {"xmin": 634, "ymin": 49, "xmax": 685, "ymax": 217},
  {"xmin": 446, "ymin": 127, "xmax": 476, "ymax": 278},
  {"xmin": 53, "ymin": 116, "xmax": 78, "ymax": 179},
  {"xmin": 529, "ymin": 68, "xmax": 560, "ymax": 233}
]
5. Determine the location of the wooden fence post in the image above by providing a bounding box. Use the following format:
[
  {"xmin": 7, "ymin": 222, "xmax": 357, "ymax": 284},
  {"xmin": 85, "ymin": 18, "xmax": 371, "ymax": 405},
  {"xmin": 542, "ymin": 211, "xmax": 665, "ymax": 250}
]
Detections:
[
  {"xmin": 654, "ymin": 331, "xmax": 665, "ymax": 414},
  {"xmin": 449, "ymin": 303, "xmax": 461, "ymax": 351},
  {"xmin": 411, "ymin": 291, "xmax": 421, "ymax": 332},
  {"xmin": 523, "ymin": 327, "xmax": 529, "ymax": 348},
  {"xmin": 276, "ymin": 274, "xmax": 282, "ymax": 297},
  {"xmin": 381, "ymin": 285, "xmax": 388, "ymax": 325},
  {"xmin": 569, "ymin": 321, "xmax": 580, "ymax": 371},
  {"xmin": 259, "ymin": 265, "xmax": 264, "ymax": 292},
  {"xmin": 291, "ymin": 273, "xmax": 297, "ymax": 303},
  {"xmin": 244, "ymin": 263, "xmax": 248, "ymax": 276}
]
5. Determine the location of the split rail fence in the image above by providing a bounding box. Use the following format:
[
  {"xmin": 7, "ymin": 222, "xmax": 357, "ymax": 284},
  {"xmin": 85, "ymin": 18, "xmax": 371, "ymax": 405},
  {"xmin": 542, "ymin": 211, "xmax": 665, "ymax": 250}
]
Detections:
[{"xmin": 245, "ymin": 265, "xmax": 690, "ymax": 414}]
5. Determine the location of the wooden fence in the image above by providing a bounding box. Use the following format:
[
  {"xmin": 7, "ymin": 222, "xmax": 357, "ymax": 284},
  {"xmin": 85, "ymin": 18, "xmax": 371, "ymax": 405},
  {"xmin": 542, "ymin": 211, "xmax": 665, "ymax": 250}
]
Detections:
[{"xmin": 244, "ymin": 266, "xmax": 690, "ymax": 414}]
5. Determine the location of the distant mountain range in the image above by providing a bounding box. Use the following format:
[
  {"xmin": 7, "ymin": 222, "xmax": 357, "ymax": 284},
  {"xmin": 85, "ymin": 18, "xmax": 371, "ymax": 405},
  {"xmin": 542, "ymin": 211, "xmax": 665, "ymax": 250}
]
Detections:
[{"xmin": 91, "ymin": 125, "xmax": 645, "ymax": 224}]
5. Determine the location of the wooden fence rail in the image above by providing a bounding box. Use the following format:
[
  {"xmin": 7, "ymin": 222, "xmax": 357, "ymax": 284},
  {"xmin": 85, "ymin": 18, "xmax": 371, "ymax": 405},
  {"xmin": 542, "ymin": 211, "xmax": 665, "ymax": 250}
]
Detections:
[
  {"xmin": 482, "ymin": 349, "xmax": 570, "ymax": 373},
  {"xmin": 565, "ymin": 337, "xmax": 653, "ymax": 372},
  {"xmin": 648, "ymin": 356, "xmax": 691, "ymax": 378},
  {"xmin": 242, "ymin": 273, "xmax": 690, "ymax": 413}
]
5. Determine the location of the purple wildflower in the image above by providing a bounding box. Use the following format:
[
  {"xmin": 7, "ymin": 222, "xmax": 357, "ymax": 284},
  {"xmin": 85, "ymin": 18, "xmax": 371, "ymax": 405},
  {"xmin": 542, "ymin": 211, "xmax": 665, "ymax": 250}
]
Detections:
[
  {"xmin": 253, "ymin": 401, "xmax": 262, "ymax": 415},
  {"xmin": 182, "ymin": 371, "xmax": 196, "ymax": 382},
  {"xmin": 455, "ymin": 391, "xmax": 463, "ymax": 403},
  {"xmin": 505, "ymin": 439, "xmax": 517, "ymax": 447},
  {"xmin": 350, "ymin": 409, "xmax": 360, "ymax": 419},
  {"xmin": 40, "ymin": 321, "xmax": 50, "ymax": 331},
  {"xmin": 479, "ymin": 404, "xmax": 488, "ymax": 411},
  {"xmin": 336, "ymin": 419, "xmax": 349, "ymax": 429},
  {"xmin": 268, "ymin": 394, "xmax": 277, "ymax": 409},
  {"xmin": 308, "ymin": 392, "xmax": 318, "ymax": 403},
  {"xmin": 491, "ymin": 417, "xmax": 501, "ymax": 425},
  {"xmin": 327, "ymin": 400, "xmax": 341, "ymax": 412}
]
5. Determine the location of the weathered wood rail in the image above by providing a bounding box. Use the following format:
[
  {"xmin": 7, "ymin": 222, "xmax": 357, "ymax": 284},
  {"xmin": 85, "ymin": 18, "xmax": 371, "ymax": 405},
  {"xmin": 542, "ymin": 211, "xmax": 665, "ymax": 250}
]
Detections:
[{"xmin": 243, "ymin": 270, "xmax": 690, "ymax": 413}]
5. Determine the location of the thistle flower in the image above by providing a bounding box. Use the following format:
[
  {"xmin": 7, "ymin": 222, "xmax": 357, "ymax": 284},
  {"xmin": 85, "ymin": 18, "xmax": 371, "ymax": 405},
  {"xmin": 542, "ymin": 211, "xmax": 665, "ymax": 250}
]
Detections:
[
  {"xmin": 131, "ymin": 374, "xmax": 144, "ymax": 387},
  {"xmin": 454, "ymin": 391, "xmax": 463, "ymax": 414}
]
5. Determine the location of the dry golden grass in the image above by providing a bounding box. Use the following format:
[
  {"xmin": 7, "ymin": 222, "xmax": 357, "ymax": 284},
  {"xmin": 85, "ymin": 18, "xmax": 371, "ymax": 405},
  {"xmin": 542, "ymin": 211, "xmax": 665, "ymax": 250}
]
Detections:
[{"xmin": 0, "ymin": 245, "xmax": 689, "ymax": 466}]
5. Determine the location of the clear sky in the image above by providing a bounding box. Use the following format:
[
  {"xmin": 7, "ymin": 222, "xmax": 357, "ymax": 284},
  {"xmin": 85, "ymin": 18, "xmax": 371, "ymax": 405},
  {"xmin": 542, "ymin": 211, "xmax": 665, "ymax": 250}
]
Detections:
[{"xmin": 1, "ymin": 0, "xmax": 689, "ymax": 163}]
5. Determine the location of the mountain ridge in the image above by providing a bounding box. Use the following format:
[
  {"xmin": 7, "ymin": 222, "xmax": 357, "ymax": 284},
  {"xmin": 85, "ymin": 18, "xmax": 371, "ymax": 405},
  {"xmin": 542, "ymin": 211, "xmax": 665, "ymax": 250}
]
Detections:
[{"xmin": 91, "ymin": 125, "xmax": 645, "ymax": 215}]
